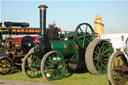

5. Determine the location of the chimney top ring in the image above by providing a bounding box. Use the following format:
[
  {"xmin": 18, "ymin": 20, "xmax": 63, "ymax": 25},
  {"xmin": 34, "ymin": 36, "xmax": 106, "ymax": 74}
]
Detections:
[{"xmin": 38, "ymin": 5, "xmax": 48, "ymax": 10}]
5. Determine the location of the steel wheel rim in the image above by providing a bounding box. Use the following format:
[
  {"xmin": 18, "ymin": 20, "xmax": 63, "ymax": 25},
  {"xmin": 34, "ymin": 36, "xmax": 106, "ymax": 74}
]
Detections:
[
  {"xmin": 0, "ymin": 57, "xmax": 13, "ymax": 75},
  {"xmin": 75, "ymin": 23, "xmax": 95, "ymax": 49},
  {"xmin": 93, "ymin": 41, "xmax": 114, "ymax": 74},
  {"xmin": 43, "ymin": 51, "xmax": 66, "ymax": 80},
  {"xmin": 24, "ymin": 53, "xmax": 42, "ymax": 78}
]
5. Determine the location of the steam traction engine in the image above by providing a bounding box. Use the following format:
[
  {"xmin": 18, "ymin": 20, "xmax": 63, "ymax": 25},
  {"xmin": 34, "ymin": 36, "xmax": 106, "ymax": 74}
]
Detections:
[
  {"xmin": 0, "ymin": 22, "xmax": 40, "ymax": 75},
  {"xmin": 108, "ymin": 38, "xmax": 128, "ymax": 85},
  {"xmin": 22, "ymin": 5, "xmax": 114, "ymax": 80}
]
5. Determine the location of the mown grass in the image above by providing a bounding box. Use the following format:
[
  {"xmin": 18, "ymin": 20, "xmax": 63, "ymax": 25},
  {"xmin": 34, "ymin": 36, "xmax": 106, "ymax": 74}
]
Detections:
[{"xmin": 0, "ymin": 70, "xmax": 110, "ymax": 85}]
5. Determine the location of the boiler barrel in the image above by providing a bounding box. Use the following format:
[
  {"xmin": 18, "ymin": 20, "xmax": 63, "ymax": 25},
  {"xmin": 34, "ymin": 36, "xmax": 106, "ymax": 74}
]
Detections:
[
  {"xmin": 34, "ymin": 40, "xmax": 78, "ymax": 57},
  {"xmin": 51, "ymin": 40, "xmax": 78, "ymax": 56}
]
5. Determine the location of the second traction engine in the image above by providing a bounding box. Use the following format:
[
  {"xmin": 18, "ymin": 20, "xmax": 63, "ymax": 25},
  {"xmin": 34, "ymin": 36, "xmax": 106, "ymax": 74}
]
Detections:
[
  {"xmin": 4, "ymin": 35, "xmax": 36, "ymax": 66},
  {"xmin": 0, "ymin": 21, "xmax": 40, "ymax": 75}
]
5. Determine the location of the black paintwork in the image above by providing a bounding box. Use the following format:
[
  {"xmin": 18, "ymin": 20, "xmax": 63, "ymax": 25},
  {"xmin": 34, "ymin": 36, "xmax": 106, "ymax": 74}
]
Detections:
[
  {"xmin": 34, "ymin": 39, "xmax": 51, "ymax": 57},
  {"xmin": 39, "ymin": 8, "xmax": 47, "ymax": 37},
  {"xmin": 4, "ymin": 22, "xmax": 29, "ymax": 28},
  {"xmin": 0, "ymin": 22, "xmax": 2, "ymax": 27},
  {"xmin": 21, "ymin": 36, "xmax": 35, "ymax": 54},
  {"xmin": 47, "ymin": 27, "xmax": 59, "ymax": 40}
]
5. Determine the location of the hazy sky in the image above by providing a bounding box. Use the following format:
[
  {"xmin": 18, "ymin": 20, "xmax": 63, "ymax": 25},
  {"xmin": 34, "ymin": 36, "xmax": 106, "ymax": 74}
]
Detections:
[{"xmin": 0, "ymin": 0, "xmax": 128, "ymax": 33}]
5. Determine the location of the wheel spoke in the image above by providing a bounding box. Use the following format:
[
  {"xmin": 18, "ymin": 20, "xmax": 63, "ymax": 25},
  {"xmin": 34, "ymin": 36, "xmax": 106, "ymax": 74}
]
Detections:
[
  {"xmin": 81, "ymin": 26, "xmax": 88, "ymax": 48},
  {"xmin": 86, "ymin": 38, "xmax": 91, "ymax": 43},
  {"xmin": 101, "ymin": 62, "xmax": 107, "ymax": 70},
  {"xmin": 45, "ymin": 60, "xmax": 50, "ymax": 65},
  {"xmin": 97, "ymin": 64, "xmax": 101, "ymax": 72},
  {"xmin": 95, "ymin": 52, "xmax": 99, "ymax": 56},
  {"xmin": 48, "ymin": 56, "xmax": 53, "ymax": 64},
  {"xmin": 117, "ymin": 57, "xmax": 121, "ymax": 65},
  {"xmin": 100, "ymin": 43, "xmax": 105, "ymax": 53},
  {"xmin": 79, "ymin": 27, "xmax": 84, "ymax": 34},
  {"xmin": 56, "ymin": 54, "xmax": 61, "ymax": 63},
  {"xmin": 103, "ymin": 49, "xmax": 110, "ymax": 53},
  {"xmin": 95, "ymin": 62, "xmax": 99, "ymax": 67},
  {"xmin": 93, "ymin": 56, "xmax": 99, "ymax": 61},
  {"xmin": 85, "ymin": 25, "xmax": 88, "ymax": 33},
  {"xmin": 49, "ymin": 69, "xmax": 56, "ymax": 78},
  {"xmin": 102, "ymin": 46, "xmax": 105, "ymax": 53},
  {"xmin": 52, "ymin": 69, "xmax": 59, "ymax": 78},
  {"xmin": 82, "ymin": 37, "xmax": 86, "ymax": 47},
  {"xmin": 103, "ymin": 58, "xmax": 108, "ymax": 63},
  {"xmin": 77, "ymin": 35, "xmax": 84, "ymax": 40},
  {"xmin": 45, "ymin": 65, "xmax": 53, "ymax": 69},
  {"xmin": 97, "ymin": 46, "xmax": 101, "ymax": 53}
]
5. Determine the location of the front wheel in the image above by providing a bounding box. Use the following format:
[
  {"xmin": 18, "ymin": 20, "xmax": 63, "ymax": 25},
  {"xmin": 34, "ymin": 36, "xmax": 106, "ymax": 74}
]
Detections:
[
  {"xmin": 108, "ymin": 51, "xmax": 128, "ymax": 85},
  {"xmin": 22, "ymin": 48, "xmax": 42, "ymax": 78},
  {"xmin": 41, "ymin": 51, "xmax": 66, "ymax": 81}
]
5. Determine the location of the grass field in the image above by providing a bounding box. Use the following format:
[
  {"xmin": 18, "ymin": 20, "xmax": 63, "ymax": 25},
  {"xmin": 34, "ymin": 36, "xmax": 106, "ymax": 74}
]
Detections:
[{"xmin": 0, "ymin": 70, "xmax": 110, "ymax": 85}]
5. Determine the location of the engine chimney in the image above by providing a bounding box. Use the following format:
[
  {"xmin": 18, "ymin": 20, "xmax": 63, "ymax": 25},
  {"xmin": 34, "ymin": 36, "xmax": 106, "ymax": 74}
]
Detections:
[{"xmin": 38, "ymin": 5, "xmax": 48, "ymax": 37}]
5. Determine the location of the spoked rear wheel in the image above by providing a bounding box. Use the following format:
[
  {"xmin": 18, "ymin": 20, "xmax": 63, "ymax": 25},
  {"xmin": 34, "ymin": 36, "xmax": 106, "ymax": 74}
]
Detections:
[
  {"xmin": 22, "ymin": 48, "xmax": 42, "ymax": 78},
  {"xmin": 41, "ymin": 51, "xmax": 66, "ymax": 81},
  {"xmin": 0, "ymin": 56, "xmax": 13, "ymax": 75},
  {"xmin": 85, "ymin": 39, "xmax": 114, "ymax": 74},
  {"xmin": 108, "ymin": 51, "xmax": 128, "ymax": 85}
]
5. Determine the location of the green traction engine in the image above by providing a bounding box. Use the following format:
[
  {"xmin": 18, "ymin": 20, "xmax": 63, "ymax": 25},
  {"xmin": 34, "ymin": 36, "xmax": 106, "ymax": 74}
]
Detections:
[{"xmin": 22, "ymin": 5, "xmax": 114, "ymax": 80}]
